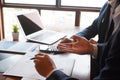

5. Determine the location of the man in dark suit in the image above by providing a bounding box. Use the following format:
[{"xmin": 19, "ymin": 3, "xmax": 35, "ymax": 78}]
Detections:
[{"xmin": 34, "ymin": 0, "xmax": 120, "ymax": 80}]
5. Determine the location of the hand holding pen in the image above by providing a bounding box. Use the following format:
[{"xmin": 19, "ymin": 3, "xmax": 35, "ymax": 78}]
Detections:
[{"xmin": 33, "ymin": 53, "xmax": 56, "ymax": 77}]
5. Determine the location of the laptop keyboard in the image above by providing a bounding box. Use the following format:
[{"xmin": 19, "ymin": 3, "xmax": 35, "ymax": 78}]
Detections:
[
  {"xmin": 40, "ymin": 45, "xmax": 64, "ymax": 54},
  {"xmin": 48, "ymin": 45, "xmax": 59, "ymax": 51},
  {"xmin": 32, "ymin": 33, "xmax": 55, "ymax": 41},
  {"xmin": 29, "ymin": 30, "xmax": 66, "ymax": 44}
]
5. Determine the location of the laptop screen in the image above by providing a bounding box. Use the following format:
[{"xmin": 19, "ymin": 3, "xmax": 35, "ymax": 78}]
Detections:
[{"xmin": 17, "ymin": 12, "xmax": 43, "ymax": 36}]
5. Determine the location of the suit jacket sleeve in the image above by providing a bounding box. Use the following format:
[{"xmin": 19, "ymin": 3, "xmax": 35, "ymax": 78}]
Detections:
[
  {"xmin": 46, "ymin": 70, "xmax": 79, "ymax": 80},
  {"xmin": 76, "ymin": 2, "xmax": 108, "ymax": 40},
  {"xmin": 76, "ymin": 18, "xmax": 98, "ymax": 40}
]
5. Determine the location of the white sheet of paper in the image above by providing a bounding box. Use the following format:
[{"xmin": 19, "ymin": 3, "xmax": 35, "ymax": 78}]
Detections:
[
  {"xmin": 21, "ymin": 77, "xmax": 40, "ymax": 80},
  {"xmin": 3, "ymin": 52, "xmax": 75, "ymax": 79}
]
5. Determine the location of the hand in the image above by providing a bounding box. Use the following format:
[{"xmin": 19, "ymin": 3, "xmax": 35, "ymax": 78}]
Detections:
[
  {"xmin": 60, "ymin": 37, "xmax": 73, "ymax": 43},
  {"xmin": 57, "ymin": 35, "xmax": 94, "ymax": 54},
  {"xmin": 89, "ymin": 38, "xmax": 97, "ymax": 44},
  {"xmin": 34, "ymin": 53, "xmax": 56, "ymax": 77}
]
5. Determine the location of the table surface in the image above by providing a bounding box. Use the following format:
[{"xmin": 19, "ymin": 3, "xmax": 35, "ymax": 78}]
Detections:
[
  {"xmin": 0, "ymin": 27, "xmax": 91, "ymax": 80},
  {"xmin": 0, "ymin": 53, "xmax": 90, "ymax": 80}
]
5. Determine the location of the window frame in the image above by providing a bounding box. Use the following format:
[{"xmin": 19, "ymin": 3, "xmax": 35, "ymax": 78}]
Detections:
[{"xmin": 0, "ymin": 0, "xmax": 101, "ymax": 39}]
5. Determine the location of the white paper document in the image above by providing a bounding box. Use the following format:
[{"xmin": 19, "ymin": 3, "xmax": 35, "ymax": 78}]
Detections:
[
  {"xmin": 0, "ymin": 55, "xmax": 23, "ymax": 72},
  {"xmin": 3, "ymin": 52, "xmax": 75, "ymax": 80},
  {"xmin": 21, "ymin": 77, "xmax": 39, "ymax": 80},
  {"xmin": 0, "ymin": 40, "xmax": 39, "ymax": 54}
]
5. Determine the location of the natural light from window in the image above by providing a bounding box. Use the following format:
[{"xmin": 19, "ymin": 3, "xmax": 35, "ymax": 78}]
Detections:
[
  {"xmin": 61, "ymin": 0, "xmax": 107, "ymax": 7},
  {"xmin": 5, "ymin": 0, "xmax": 56, "ymax": 5},
  {"xmin": 3, "ymin": 0, "xmax": 106, "ymax": 40},
  {"xmin": 5, "ymin": 0, "xmax": 107, "ymax": 7}
]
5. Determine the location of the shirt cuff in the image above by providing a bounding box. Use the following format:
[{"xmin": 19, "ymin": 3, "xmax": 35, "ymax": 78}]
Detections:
[
  {"xmin": 91, "ymin": 44, "xmax": 98, "ymax": 59},
  {"xmin": 46, "ymin": 68, "xmax": 63, "ymax": 78}
]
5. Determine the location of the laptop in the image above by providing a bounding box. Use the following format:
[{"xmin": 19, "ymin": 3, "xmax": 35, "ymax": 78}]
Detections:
[{"xmin": 17, "ymin": 11, "xmax": 66, "ymax": 45}]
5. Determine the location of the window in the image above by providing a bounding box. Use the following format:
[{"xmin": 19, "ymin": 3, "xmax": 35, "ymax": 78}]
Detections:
[
  {"xmin": 61, "ymin": 0, "xmax": 107, "ymax": 7},
  {"xmin": 80, "ymin": 11, "xmax": 99, "ymax": 40},
  {"xmin": 80, "ymin": 12, "xmax": 99, "ymax": 30},
  {"xmin": 3, "ymin": 8, "xmax": 37, "ymax": 39},
  {"xmin": 1, "ymin": 0, "xmax": 104, "ymax": 39},
  {"xmin": 40, "ymin": 10, "xmax": 75, "ymax": 31},
  {"xmin": 4, "ymin": 0, "xmax": 56, "ymax": 5},
  {"xmin": 3, "ymin": 8, "xmax": 75, "ymax": 39}
]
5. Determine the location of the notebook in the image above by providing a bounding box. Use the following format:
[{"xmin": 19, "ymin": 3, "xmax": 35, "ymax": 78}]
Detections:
[
  {"xmin": 3, "ymin": 52, "xmax": 75, "ymax": 80},
  {"xmin": 17, "ymin": 11, "xmax": 66, "ymax": 45},
  {"xmin": 0, "ymin": 40, "xmax": 39, "ymax": 54}
]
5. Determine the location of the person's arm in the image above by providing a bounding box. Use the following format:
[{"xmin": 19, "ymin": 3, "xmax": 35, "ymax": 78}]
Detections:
[
  {"xmin": 76, "ymin": 2, "xmax": 108, "ymax": 40},
  {"xmin": 58, "ymin": 35, "xmax": 95, "ymax": 55},
  {"xmin": 34, "ymin": 53, "xmax": 56, "ymax": 77},
  {"xmin": 47, "ymin": 70, "xmax": 78, "ymax": 80},
  {"xmin": 34, "ymin": 36, "xmax": 98, "ymax": 80},
  {"xmin": 34, "ymin": 53, "xmax": 79, "ymax": 80},
  {"xmin": 76, "ymin": 18, "xmax": 98, "ymax": 40}
]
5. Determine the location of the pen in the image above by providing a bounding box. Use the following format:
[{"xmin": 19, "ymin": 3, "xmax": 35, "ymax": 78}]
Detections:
[
  {"xmin": 30, "ymin": 47, "xmax": 40, "ymax": 60},
  {"xmin": 30, "ymin": 57, "xmax": 35, "ymax": 60}
]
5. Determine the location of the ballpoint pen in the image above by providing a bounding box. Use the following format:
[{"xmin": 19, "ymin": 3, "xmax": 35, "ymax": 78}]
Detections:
[
  {"xmin": 30, "ymin": 57, "xmax": 35, "ymax": 60},
  {"xmin": 30, "ymin": 46, "xmax": 40, "ymax": 60}
]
